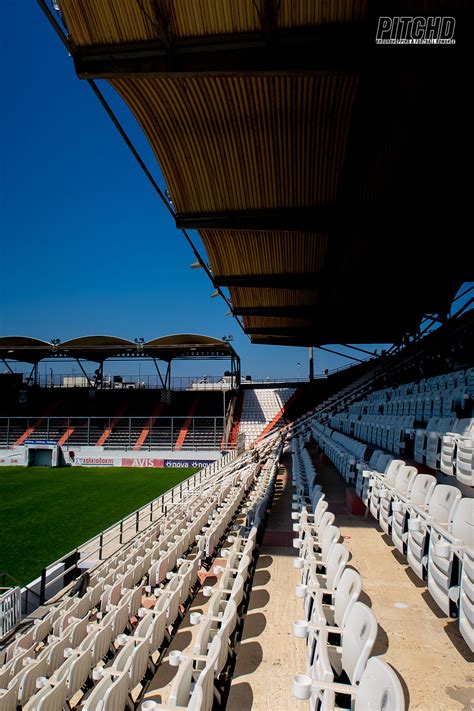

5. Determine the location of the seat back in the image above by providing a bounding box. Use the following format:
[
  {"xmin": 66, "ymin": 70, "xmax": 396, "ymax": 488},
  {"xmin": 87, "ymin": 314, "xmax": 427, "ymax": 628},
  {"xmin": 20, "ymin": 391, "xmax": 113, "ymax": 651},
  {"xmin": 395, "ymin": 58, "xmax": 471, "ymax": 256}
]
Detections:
[
  {"xmin": 0, "ymin": 685, "xmax": 17, "ymax": 711},
  {"xmin": 451, "ymin": 499, "xmax": 474, "ymax": 547},
  {"xmin": 355, "ymin": 657, "xmax": 406, "ymax": 711},
  {"xmin": 428, "ymin": 485, "xmax": 462, "ymax": 525},
  {"xmin": 326, "ymin": 543, "xmax": 350, "ymax": 590},
  {"xmin": 129, "ymin": 637, "xmax": 150, "ymax": 689},
  {"xmin": 169, "ymin": 657, "xmax": 194, "ymax": 707},
  {"xmin": 341, "ymin": 602, "xmax": 378, "ymax": 684},
  {"xmin": 393, "ymin": 465, "xmax": 417, "ymax": 496},
  {"xmin": 334, "ymin": 568, "xmax": 362, "ymax": 629},
  {"xmin": 407, "ymin": 474, "xmax": 436, "ymax": 506},
  {"xmin": 319, "ymin": 525, "xmax": 341, "ymax": 564},
  {"xmin": 384, "ymin": 460, "xmax": 405, "ymax": 486},
  {"xmin": 99, "ymin": 671, "xmax": 129, "ymax": 711}
]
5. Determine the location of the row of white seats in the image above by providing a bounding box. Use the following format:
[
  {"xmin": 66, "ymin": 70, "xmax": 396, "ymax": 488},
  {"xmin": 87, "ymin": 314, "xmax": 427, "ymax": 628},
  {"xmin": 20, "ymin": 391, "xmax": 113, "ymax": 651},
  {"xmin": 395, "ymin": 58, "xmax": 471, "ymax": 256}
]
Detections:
[
  {"xmin": 0, "ymin": 447, "xmax": 276, "ymax": 710},
  {"xmin": 366, "ymin": 368, "xmax": 473, "ymax": 400},
  {"xmin": 315, "ymin": 415, "xmax": 474, "ymax": 487},
  {"xmin": 365, "ymin": 459, "xmax": 474, "ymax": 651},
  {"xmin": 85, "ymin": 447, "xmax": 280, "ymax": 710},
  {"xmin": 288, "ymin": 438, "xmax": 405, "ymax": 710},
  {"xmin": 305, "ymin": 423, "xmax": 474, "ymax": 651},
  {"xmin": 350, "ymin": 385, "xmax": 470, "ymax": 419},
  {"xmin": 414, "ymin": 417, "xmax": 473, "ymax": 484}
]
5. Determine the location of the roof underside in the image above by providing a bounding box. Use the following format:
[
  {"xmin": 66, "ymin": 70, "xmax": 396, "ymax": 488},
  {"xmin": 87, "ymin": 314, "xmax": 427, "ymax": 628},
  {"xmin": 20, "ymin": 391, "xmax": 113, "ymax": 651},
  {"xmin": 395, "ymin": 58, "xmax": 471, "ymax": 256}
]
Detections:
[{"xmin": 54, "ymin": 0, "xmax": 472, "ymax": 345}]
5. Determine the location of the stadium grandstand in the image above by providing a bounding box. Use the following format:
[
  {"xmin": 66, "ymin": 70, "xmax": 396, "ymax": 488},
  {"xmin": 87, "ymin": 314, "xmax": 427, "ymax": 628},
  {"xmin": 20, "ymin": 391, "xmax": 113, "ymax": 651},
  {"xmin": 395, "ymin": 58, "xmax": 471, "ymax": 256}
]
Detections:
[{"xmin": 0, "ymin": 2, "xmax": 473, "ymax": 711}]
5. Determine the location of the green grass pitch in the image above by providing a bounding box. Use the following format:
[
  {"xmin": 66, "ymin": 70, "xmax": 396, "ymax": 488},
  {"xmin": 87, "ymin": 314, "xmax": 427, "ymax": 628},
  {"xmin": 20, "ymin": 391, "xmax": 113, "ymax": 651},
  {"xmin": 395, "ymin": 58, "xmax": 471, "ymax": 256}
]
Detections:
[{"xmin": 0, "ymin": 466, "xmax": 198, "ymax": 586}]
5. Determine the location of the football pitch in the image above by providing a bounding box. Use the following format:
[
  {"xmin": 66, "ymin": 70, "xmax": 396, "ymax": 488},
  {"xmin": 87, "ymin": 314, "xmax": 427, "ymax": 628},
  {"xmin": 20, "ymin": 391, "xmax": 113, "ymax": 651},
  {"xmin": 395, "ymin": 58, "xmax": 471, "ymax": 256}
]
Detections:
[{"xmin": 0, "ymin": 466, "xmax": 198, "ymax": 586}]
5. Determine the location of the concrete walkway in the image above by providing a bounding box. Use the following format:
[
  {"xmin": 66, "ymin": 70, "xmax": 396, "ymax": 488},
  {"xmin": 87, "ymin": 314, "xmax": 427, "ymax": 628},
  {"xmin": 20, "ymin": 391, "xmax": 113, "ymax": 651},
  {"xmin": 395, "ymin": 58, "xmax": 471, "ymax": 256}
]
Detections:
[{"xmin": 228, "ymin": 462, "xmax": 307, "ymax": 711}]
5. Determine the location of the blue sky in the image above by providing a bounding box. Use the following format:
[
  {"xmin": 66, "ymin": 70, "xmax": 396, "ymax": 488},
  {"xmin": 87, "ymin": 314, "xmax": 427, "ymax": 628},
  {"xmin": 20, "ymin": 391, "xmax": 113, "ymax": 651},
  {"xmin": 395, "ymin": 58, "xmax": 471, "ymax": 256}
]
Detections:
[{"xmin": 0, "ymin": 4, "xmax": 471, "ymax": 380}]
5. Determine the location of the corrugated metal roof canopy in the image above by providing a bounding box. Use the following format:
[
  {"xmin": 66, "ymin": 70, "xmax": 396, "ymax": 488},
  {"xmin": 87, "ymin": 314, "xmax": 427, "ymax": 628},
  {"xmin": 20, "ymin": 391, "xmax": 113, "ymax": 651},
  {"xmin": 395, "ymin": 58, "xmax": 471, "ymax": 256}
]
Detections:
[
  {"xmin": 0, "ymin": 334, "xmax": 234, "ymax": 363},
  {"xmin": 53, "ymin": 0, "xmax": 472, "ymax": 345}
]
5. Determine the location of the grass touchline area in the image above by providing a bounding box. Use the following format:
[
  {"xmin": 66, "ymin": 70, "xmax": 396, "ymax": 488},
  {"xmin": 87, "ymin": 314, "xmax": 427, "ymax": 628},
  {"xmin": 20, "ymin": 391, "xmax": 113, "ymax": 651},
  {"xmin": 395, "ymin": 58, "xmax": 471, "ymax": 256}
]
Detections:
[{"xmin": 0, "ymin": 466, "xmax": 198, "ymax": 586}]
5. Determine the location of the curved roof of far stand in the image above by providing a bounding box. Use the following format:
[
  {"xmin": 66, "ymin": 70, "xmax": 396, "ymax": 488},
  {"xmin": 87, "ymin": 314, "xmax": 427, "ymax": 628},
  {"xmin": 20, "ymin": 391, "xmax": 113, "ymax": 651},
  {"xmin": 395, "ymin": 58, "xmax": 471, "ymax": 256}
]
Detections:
[{"xmin": 0, "ymin": 334, "xmax": 236, "ymax": 363}]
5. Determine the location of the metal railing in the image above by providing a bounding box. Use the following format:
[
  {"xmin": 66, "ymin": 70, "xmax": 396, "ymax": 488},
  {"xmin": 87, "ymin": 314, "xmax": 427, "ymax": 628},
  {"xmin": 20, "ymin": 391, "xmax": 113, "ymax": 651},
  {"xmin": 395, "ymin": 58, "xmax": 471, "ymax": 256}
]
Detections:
[
  {"xmin": 0, "ymin": 585, "xmax": 22, "ymax": 640},
  {"xmin": 17, "ymin": 374, "xmax": 236, "ymax": 391},
  {"xmin": 0, "ymin": 416, "xmax": 226, "ymax": 451},
  {"xmin": 8, "ymin": 356, "xmax": 372, "ymax": 391},
  {"xmin": 22, "ymin": 450, "xmax": 237, "ymax": 614}
]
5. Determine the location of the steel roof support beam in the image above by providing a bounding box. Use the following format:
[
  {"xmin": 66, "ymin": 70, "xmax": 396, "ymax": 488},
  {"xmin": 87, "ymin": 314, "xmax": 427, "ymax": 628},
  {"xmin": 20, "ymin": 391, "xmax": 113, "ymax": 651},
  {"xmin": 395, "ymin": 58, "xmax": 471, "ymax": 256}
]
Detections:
[
  {"xmin": 176, "ymin": 207, "xmax": 343, "ymax": 231},
  {"xmin": 71, "ymin": 26, "xmax": 370, "ymax": 78}
]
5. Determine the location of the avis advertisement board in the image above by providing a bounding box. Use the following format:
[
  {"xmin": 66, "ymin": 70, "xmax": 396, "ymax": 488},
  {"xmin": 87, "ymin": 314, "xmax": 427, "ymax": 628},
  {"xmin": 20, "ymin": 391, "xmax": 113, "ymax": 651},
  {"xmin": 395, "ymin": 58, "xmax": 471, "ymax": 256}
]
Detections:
[{"xmin": 121, "ymin": 457, "xmax": 214, "ymax": 468}]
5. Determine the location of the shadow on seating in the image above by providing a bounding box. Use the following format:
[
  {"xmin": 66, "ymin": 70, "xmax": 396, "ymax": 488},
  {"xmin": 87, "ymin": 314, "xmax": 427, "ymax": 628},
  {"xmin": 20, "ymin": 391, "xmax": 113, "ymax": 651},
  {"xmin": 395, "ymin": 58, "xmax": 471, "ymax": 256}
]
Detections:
[
  {"xmin": 255, "ymin": 554, "xmax": 273, "ymax": 569},
  {"xmin": 358, "ymin": 590, "xmax": 373, "ymax": 609},
  {"xmin": 372, "ymin": 622, "xmax": 390, "ymax": 656},
  {"xmin": 252, "ymin": 569, "xmax": 271, "ymax": 587},
  {"xmin": 390, "ymin": 662, "xmax": 410, "ymax": 710},
  {"xmin": 232, "ymin": 640, "xmax": 263, "ymax": 677},
  {"xmin": 226, "ymin": 681, "xmax": 254, "ymax": 708},
  {"xmin": 247, "ymin": 589, "xmax": 270, "ymax": 611},
  {"xmin": 444, "ymin": 620, "xmax": 474, "ymax": 663},
  {"xmin": 404, "ymin": 567, "xmax": 426, "ymax": 589},
  {"xmin": 241, "ymin": 612, "xmax": 267, "ymax": 640},
  {"xmin": 390, "ymin": 548, "xmax": 408, "ymax": 566},
  {"xmin": 420, "ymin": 591, "xmax": 447, "ymax": 619}
]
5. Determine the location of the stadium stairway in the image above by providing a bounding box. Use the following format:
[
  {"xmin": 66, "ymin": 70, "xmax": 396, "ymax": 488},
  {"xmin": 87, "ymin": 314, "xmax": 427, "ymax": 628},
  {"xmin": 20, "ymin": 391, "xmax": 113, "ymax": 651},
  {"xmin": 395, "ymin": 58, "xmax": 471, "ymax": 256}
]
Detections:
[
  {"xmin": 57, "ymin": 426, "xmax": 75, "ymax": 446},
  {"xmin": 227, "ymin": 391, "xmax": 244, "ymax": 447},
  {"xmin": 95, "ymin": 404, "xmax": 128, "ymax": 446},
  {"xmin": 255, "ymin": 387, "xmax": 302, "ymax": 445},
  {"xmin": 13, "ymin": 400, "xmax": 63, "ymax": 446},
  {"xmin": 174, "ymin": 397, "xmax": 200, "ymax": 451},
  {"xmin": 133, "ymin": 404, "xmax": 165, "ymax": 450}
]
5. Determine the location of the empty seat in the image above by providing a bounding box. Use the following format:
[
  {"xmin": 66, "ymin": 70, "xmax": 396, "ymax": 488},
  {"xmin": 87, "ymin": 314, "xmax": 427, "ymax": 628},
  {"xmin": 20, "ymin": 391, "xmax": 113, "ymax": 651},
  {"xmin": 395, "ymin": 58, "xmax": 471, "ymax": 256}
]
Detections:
[
  {"xmin": 82, "ymin": 668, "xmax": 130, "ymax": 710},
  {"xmin": 293, "ymin": 602, "xmax": 378, "ymax": 709},
  {"xmin": 427, "ymin": 499, "xmax": 474, "ymax": 616},
  {"xmin": 22, "ymin": 679, "xmax": 67, "ymax": 711},
  {"xmin": 459, "ymin": 547, "xmax": 474, "ymax": 652},
  {"xmin": 378, "ymin": 465, "xmax": 417, "ymax": 536},
  {"xmin": 391, "ymin": 474, "xmax": 437, "ymax": 555},
  {"xmin": 407, "ymin": 485, "xmax": 462, "ymax": 580},
  {"xmin": 368, "ymin": 460, "xmax": 405, "ymax": 520},
  {"xmin": 294, "ymin": 656, "xmax": 405, "ymax": 710},
  {"xmin": 440, "ymin": 418, "xmax": 474, "ymax": 478}
]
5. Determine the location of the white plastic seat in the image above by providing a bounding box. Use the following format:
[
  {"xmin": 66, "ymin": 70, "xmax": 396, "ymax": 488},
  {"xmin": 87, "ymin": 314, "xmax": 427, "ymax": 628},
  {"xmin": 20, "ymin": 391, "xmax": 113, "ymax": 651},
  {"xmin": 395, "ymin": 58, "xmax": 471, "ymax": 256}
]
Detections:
[
  {"xmin": 459, "ymin": 547, "xmax": 474, "ymax": 651},
  {"xmin": 169, "ymin": 636, "xmax": 220, "ymax": 710},
  {"xmin": 425, "ymin": 418, "xmax": 457, "ymax": 470},
  {"xmin": 82, "ymin": 669, "xmax": 130, "ymax": 711},
  {"xmin": 134, "ymin": 609, "xmax": 167, "ymax": 658},
  {"xmin": 22, "ymin": 679, "xmax": 67, "ymax": 711},
  {"xmin": 391, "ymin": 474, "xmax": 437, "ymax": 555},
  {"xmin": 456, "ymin": 437, "xmax": 474, "ymax": 486},
  {"xmin": 427, "ymin": 499, "xmax": 474, "ymax": 616},
  {"xmin": 293, "ymin": 656, "xmax": 405, "ymax": 710},
  {"xmin": 0, "ymin": 685, "xmax": 17, "ymax": 711},
  {"xmin": 296, "ymin": 569, "xmax": 362, "ymax": 667},
  {"xmin": 110, "ymin": 637, "xmax": 150, "ymax": 691},
  {"xmin": 440, "ymin": 418, "xmax": 474, "ymax": 477},
  {"xmin": 369, "ymin": 460, "xmax": 404, "ymax": 520},
  {"xmin": 52, "ymin": 648, "xmax": 92, "ymax": 701},
  {"xmin": 293, "ymin": 602, "xmax": 377, "ymax": 710},
  {"xmin": 296, "ymin": 543, "xmax": 350, "ymax": 615},
  {"xmin": 193, "ymin": 600, "xmax": 237, "ymax": 675},
  {"xmin": 378, "ymin": 465, "xmax": 417, "ymax": 535},
  {"xmin": 406, "ymin": 485, "xmax": 462, "ymax": 580}
]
